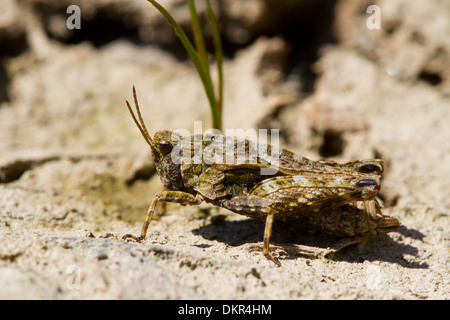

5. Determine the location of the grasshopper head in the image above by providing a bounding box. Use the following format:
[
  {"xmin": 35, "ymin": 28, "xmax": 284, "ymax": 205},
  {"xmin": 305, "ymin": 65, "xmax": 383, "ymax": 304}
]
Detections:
[
  {"xmin": 126, "ymin": 87, "xmax": 183, "ymax": 190},
  {"xmin": 152, "ymin": 130, "xmax": 176, "ymax": 158},
  {"xmin": 151, "ymin": 130, "xmax": 182, "ymax": 172}
]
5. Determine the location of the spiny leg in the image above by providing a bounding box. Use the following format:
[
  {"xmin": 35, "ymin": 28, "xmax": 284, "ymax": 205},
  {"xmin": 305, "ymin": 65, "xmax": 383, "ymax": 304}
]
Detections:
[
  {"xmin": 123, "ymin": 191, "xmax": 203, "ymax": 242},
  {"xmin": 220, "ymin": 196, "xmax": 280, "ymax": 266},
  {"xmin": 263, "ymin": 212, "xmax": 280, "ymax": 266}
]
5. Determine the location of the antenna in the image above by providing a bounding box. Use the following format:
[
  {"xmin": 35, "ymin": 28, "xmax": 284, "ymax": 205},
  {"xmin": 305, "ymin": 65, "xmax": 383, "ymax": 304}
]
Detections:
[{"xmin": 125, "ymin": 86, "xmax": 154, "ymax": 148}]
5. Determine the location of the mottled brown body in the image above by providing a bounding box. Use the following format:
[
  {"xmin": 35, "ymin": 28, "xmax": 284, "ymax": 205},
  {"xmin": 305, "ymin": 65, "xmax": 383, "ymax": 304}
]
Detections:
[
  {"xmin": 272, "ymin": 201, "xmax": 400, "ymax": 237},
  {"xmin": 122, "ymin": 88, "xmax": 400, "ymax": 265}
]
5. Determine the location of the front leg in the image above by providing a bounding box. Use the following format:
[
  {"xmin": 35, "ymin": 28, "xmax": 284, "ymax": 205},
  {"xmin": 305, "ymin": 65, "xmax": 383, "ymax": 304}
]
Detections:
[{"xmin": 123, "ymin": 191, "xmax": 203, "ymax": 242}]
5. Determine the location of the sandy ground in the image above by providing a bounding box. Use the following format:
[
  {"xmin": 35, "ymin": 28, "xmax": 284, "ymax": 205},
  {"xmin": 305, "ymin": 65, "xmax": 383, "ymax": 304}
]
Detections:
[{"xmin": 0, "ymin": 0, "xmax": 448, "ymax": 299}]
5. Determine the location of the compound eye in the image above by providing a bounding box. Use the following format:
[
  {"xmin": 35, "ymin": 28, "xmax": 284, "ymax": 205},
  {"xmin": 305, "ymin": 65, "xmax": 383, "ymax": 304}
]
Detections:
[
  {"xmin": 158, "ymin": 140, "xmax": 173, "ymax": 156},
  {"xmin": 359, "ymin": 163, "xmax": 382, "ymax": 174}
]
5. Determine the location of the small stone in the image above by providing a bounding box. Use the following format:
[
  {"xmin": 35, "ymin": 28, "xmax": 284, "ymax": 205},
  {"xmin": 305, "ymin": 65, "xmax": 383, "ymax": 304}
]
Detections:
[{"xmin": 93, "ymin": 251, "xmax": 108, "ymax": 260}]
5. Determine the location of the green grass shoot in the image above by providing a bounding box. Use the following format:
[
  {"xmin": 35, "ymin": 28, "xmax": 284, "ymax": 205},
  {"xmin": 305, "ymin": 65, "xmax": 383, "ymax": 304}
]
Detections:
[{"xmin": 146, "ymin": 0, "xmax": 224, "ymax": 130}]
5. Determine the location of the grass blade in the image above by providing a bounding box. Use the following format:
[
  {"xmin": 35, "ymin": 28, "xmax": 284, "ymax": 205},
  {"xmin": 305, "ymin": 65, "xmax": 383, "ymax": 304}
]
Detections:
[
  {"xmin": 206, "ymin": 0, "xmax": 223, "ymax": 117},
  {"xmin": 188, "ymin": 0, "xmax": 208, "ymax": 71},
  {"xmin": 146, "ymin": 0, "xmax": 221, "ymax": 129},
  {"xmin": 188, "ymin": 0, "xmax": 221, "ymax": 130}
]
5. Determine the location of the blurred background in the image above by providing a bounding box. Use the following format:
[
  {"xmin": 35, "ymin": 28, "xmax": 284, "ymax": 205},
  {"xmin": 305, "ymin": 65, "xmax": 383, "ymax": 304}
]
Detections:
[{"xmin": 0, "ymin": 0, "xmax": 448, "ymax": 299}]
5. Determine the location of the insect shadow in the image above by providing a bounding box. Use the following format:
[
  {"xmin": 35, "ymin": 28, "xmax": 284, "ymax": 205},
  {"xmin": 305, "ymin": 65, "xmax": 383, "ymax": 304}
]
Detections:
[
  {"xmin": 330, "ymin": 225, "xmax": 428, "ymax": 269},
  {"xmin": 192, "ymin": 218, "xmax": 426, "ymax": 268},
  {"xmin": 192, "ymin": 218, "xmax": 266, "ymax": 248}
]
